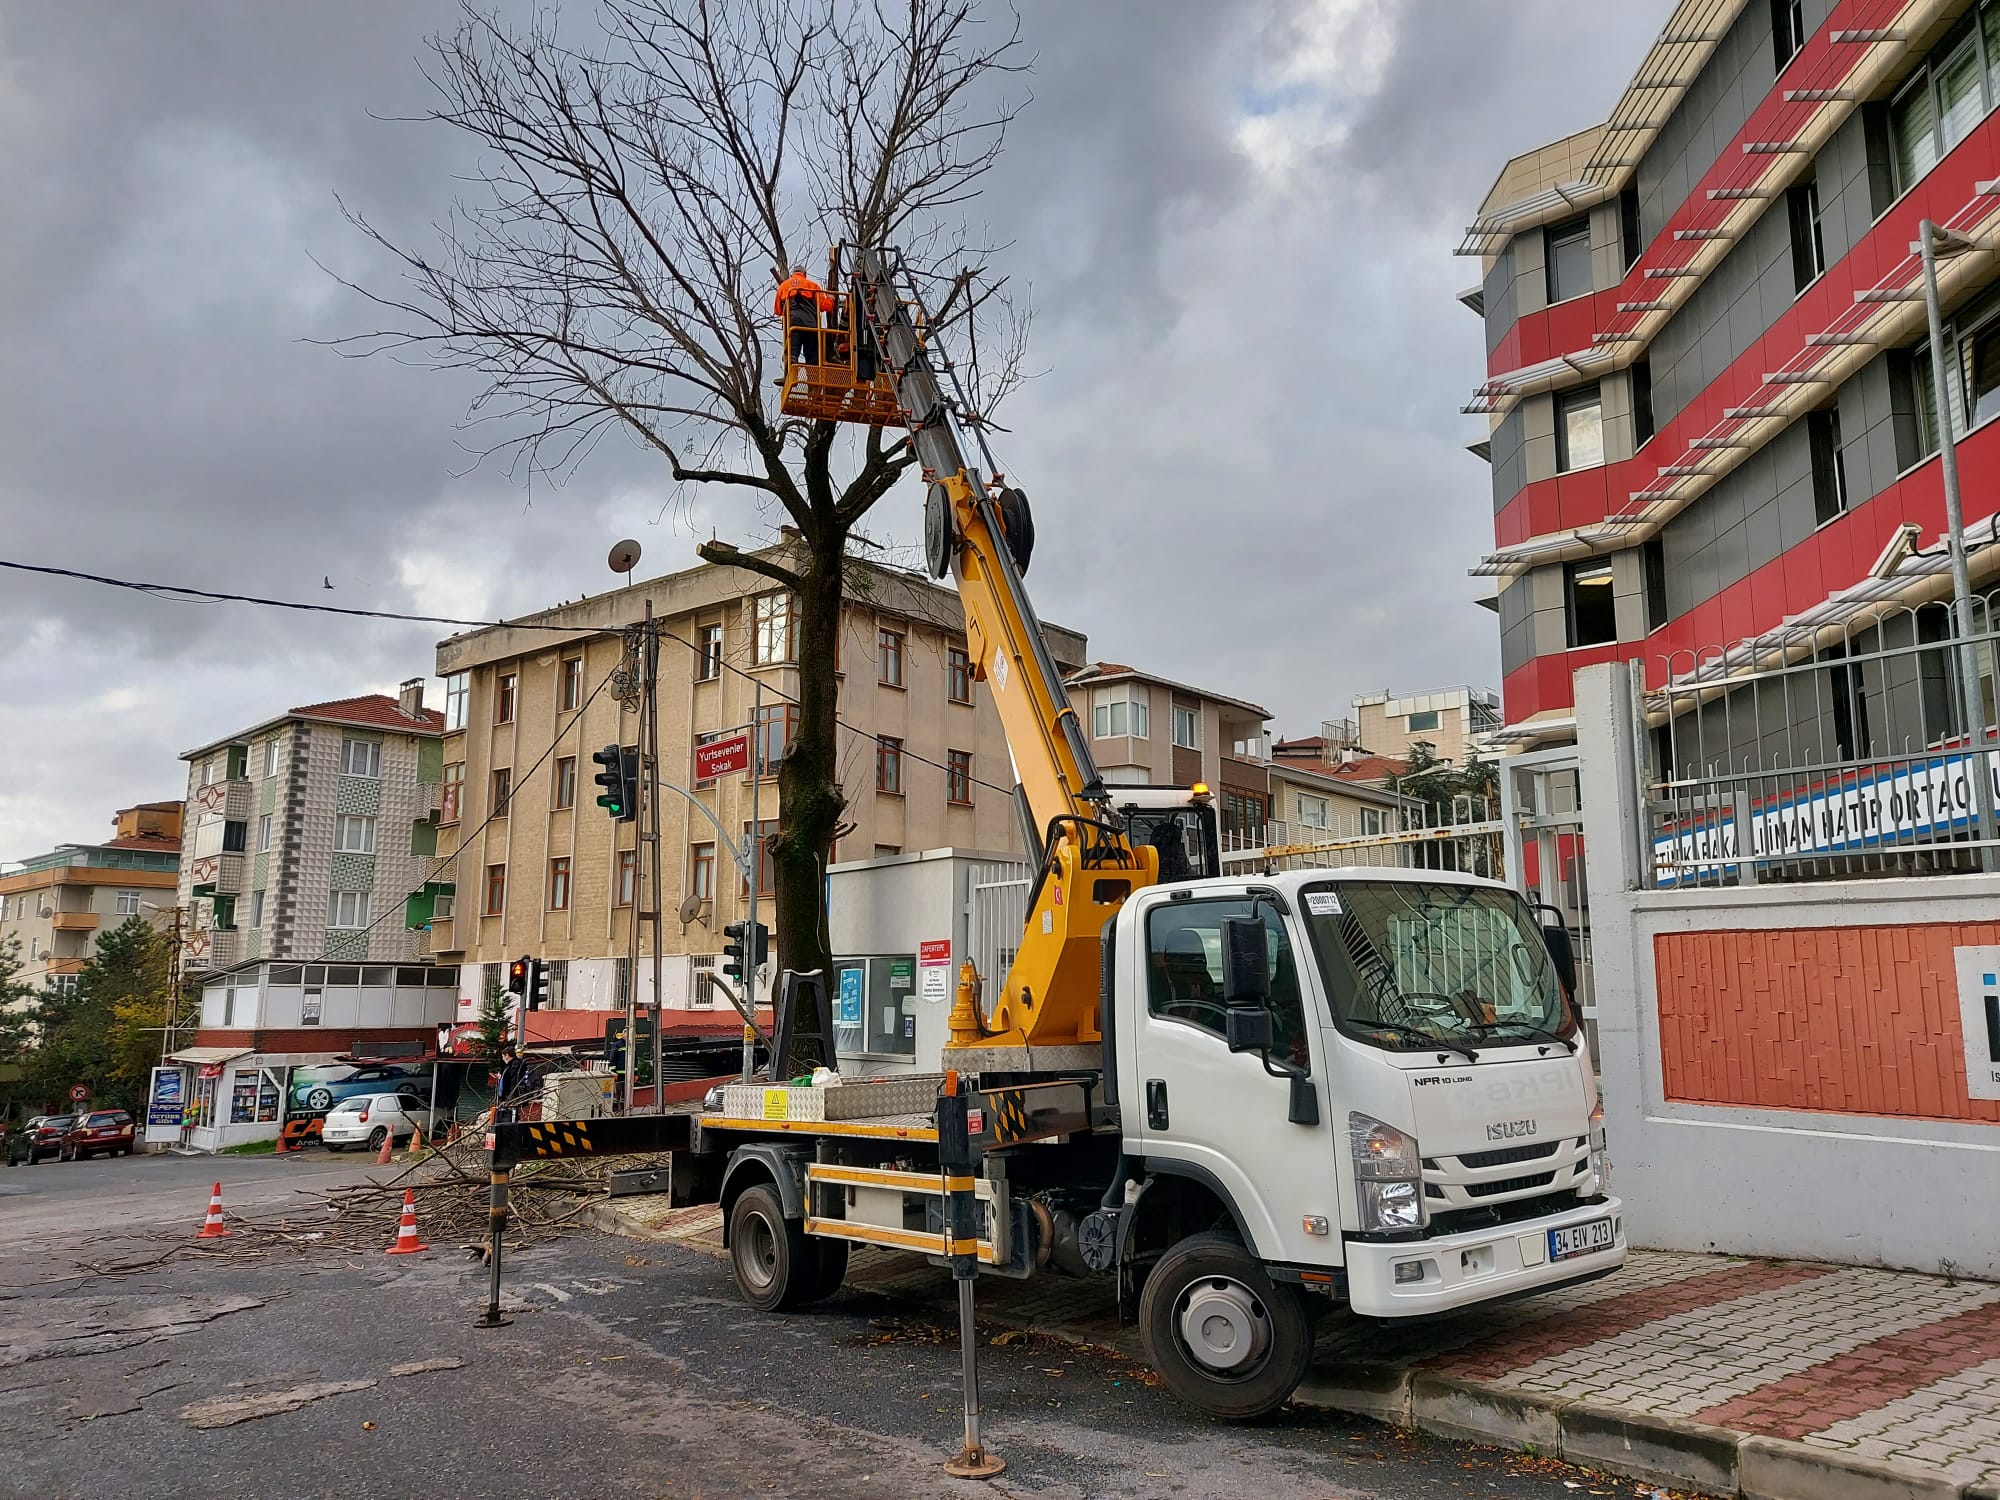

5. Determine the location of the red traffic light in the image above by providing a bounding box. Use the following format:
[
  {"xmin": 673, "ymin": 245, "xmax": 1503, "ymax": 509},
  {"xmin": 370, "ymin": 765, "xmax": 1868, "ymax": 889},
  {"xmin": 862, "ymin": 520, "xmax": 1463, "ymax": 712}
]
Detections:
[{"xmin": 507, "ymin": 957, "xmax": 530, "ymax": 993}]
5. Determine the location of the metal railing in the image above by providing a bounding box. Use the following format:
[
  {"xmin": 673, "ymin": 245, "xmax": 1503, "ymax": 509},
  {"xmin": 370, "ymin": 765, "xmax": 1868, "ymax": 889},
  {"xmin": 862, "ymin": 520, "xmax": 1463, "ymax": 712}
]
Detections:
[
  {"xmin": 964, "ymin": 860, "xmax": 1033, "ymax": 1019},
  {"xmin": 1647, "ymin": 590, "xmax": 2000, "ymax": 887},
  {"xmin": 1220, "ymin": 805, "xmax": 1505, "ymax": 878}
]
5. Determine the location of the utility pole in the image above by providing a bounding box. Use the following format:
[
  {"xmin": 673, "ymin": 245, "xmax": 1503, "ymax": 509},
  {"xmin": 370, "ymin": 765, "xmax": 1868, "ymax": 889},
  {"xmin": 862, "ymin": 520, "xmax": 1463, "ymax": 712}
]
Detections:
[
  {"xmin": 745, "ymin": 676, "xmax": 761, "ymax": 1082},
  {"xmin": 621, "ymin": 627, "xmax": 641, "ymax": 1114},
  {"xmin": 642, "ymin": 600, "xmax": 666, "ymax": 1112}
]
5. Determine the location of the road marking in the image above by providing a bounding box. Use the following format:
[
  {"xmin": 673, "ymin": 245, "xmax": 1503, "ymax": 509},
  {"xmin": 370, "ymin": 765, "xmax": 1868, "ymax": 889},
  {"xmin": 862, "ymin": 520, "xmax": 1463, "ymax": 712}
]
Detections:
[{"xmin": 533, "ymin": 1281, "xmax": 573, "ymax": 1303}]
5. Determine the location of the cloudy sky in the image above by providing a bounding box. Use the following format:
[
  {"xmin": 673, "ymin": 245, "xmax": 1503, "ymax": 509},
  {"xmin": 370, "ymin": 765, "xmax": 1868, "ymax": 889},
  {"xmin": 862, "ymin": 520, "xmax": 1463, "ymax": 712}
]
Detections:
[{"xmin": 0, "ymin": 0, "xmax": 1672, "ymax": 859}]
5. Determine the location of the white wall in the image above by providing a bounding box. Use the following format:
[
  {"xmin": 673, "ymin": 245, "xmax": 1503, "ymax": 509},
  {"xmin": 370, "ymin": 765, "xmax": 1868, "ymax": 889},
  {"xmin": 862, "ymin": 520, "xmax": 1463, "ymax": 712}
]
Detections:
[
  {"xmin": 1576, "ymin": 662, "xmax": 2000, "ymax": 1278},
  {"xmin": 825, "ymin": 848, "xmax": 1024, "ymax": 1076}
]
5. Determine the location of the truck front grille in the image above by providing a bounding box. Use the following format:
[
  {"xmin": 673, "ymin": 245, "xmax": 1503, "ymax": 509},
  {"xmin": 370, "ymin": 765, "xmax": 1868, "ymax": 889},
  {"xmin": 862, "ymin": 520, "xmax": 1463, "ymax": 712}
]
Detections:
[
  {"xmin": 1464, "ymin": 1171, "xmax": 1557, "ymax": 1198},
  {"xmin": 1454, "ymin": 1140, "xmax": 1561, "ymax": 1170}
]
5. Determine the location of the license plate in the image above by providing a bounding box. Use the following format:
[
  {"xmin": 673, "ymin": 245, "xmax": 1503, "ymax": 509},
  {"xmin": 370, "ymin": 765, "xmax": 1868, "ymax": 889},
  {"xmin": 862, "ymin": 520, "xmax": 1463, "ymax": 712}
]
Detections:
[{"xmin": 1548, "ymin": 1217, "xmax": 1615, "ymax": 1261}]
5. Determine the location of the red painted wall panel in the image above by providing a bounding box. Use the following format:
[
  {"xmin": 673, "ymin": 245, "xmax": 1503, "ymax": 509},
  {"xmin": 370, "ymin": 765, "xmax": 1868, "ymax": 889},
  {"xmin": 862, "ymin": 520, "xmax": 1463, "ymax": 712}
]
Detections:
[{"xmin": 1652, "ymin": 923, "xmax": 2000, "ymax": 1123}]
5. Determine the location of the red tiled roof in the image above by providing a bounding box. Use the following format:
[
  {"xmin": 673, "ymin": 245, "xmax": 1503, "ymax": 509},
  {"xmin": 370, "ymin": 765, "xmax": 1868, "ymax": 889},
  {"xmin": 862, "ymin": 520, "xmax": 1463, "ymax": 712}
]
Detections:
[
  {"xmin": 1282, "ymin": 754, "xmax": 1409, "ymax": 782},
  {"xmin": 289, "ymin": 694, "xmax": 445, "ymax": 733},
  {"xmin": 103, "ymin": 835, "xmax": 182, "ymax": 853}
]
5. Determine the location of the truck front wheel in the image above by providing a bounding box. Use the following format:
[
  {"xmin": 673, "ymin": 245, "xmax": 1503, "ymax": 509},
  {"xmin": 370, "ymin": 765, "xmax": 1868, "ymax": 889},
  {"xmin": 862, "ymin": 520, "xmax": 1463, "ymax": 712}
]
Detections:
[
  {"xmin": 728, "ymin": 1183, "xmax": 811, "ymax": 1312},
  {"xmin": 1139, "ymin": 1232, "xmax": 1313, "ymax": 1420}
]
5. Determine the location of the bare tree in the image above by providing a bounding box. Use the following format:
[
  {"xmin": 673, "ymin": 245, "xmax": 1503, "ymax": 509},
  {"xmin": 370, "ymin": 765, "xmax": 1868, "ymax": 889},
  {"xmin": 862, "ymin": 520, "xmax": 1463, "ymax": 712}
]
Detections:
[{"xmin": 333, "ymin": 0, "xmax": 1026, "ymax": 1063}]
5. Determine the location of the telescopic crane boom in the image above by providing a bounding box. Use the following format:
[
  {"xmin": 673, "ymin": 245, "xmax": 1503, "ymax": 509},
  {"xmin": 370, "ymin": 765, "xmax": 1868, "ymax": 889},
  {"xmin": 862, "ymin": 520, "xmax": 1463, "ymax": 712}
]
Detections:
[{"xmin": 794, "ymin": 244, "xmax": 1159, "ymax": 1057}]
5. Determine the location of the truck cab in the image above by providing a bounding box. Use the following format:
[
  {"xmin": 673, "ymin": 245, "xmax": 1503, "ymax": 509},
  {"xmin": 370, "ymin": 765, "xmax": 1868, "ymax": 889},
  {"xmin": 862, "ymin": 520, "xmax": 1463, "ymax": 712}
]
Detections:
[{"xmin": 1104, "ymin": 866, "xmax": 1621, "ymax": 1404}]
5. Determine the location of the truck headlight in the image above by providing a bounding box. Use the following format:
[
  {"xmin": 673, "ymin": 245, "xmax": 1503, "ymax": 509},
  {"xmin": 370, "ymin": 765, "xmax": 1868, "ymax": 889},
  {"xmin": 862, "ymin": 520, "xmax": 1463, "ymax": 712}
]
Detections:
[
  {"xmin": 1587, "ymin": 1095, "xmax": 1611, "ymax": 1196},
  {"xmin": 1349, "ymin": 1112, "xmax": 1426, "ymax": 1232}
]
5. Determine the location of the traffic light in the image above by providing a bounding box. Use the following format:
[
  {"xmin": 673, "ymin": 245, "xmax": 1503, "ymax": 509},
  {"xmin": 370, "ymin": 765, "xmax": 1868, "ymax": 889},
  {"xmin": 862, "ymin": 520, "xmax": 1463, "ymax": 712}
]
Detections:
[
  {"xmin": 527, "ymin": 959, "xmax": 552, "ymax": 1011},
  {"xmin": 507, "ymin": 955, "xmax": 530, "ymax": 995},
  {"xmin": 592, "ymin": 743, "xmax": 639, "ymax": 823},
  {"xmin": 723, "ymin": 921, "xmax": 769, "ymax": 983}
]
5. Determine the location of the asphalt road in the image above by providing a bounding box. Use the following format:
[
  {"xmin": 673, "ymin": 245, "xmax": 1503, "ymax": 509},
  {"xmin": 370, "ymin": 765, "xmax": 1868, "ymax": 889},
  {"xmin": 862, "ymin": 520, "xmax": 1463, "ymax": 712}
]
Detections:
[{"xmin": 0, "ymin": 1155, "xmax": 1677, "ymax": 1500}]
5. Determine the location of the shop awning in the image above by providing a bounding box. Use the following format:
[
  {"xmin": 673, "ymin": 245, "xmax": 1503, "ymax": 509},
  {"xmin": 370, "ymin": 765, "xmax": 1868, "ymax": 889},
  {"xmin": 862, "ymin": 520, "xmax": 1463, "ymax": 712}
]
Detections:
[{"xmin": 167, "ymin": 1046, "xmax": 254, "ymax": 1065}]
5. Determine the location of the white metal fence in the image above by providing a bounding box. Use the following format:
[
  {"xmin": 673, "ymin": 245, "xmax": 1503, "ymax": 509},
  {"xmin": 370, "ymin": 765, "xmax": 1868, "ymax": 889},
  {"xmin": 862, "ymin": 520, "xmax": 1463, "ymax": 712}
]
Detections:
[{"xmin": 964, "ymin": 858, "xmax": 1033, "ymax": 1018}]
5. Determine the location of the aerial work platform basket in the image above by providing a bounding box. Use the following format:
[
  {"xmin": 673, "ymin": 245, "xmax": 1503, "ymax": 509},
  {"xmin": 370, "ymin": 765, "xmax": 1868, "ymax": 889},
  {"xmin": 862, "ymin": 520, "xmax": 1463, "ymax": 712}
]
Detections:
[{"xmin": 778, "ymin": 286, "xmax": 911, "ymax": 426}]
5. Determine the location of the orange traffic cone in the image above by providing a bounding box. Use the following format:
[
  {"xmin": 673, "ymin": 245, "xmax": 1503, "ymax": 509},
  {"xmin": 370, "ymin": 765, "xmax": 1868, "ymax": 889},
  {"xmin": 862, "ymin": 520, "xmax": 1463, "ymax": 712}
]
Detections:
[
  {"xmin": 376, "ymin": 1129, "xmax": 395, "ymax": 1166},
  {"xmin": 385, "ymin": 1188, "xmax": 429, "ymax": 1255},
  {"xmin": 405, "ymin": 1121, "xmax": 425, "ymax": 1160},
  {"xmin": 195, "ymin": 1182, "xmax": 231, "ymax": 1239}
]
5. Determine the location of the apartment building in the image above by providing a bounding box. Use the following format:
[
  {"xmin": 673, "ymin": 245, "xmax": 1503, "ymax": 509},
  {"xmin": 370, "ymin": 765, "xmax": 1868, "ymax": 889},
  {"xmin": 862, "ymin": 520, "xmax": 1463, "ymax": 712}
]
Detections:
[
  {"xmin": 1466, "ymin": 2, "xmax": 2000, "ymax": 743},
  {"xmin": 1353, "ymin": 687, "xmax": 1502, "ymax": 764},
  {"xmin": 1063, "ymin": 663, "xmax": 1272, "ymax": 846},
  {"xmin": 426, "ymin": 551, "xmax": 1087, "ymax": 1018},
  {"xmin": 0, "ymin": 802, "xmax": 183, "ymax": 995},
  {"xmin": 176, "ymin": 683, "xmax": 448, "ymax": 972}
]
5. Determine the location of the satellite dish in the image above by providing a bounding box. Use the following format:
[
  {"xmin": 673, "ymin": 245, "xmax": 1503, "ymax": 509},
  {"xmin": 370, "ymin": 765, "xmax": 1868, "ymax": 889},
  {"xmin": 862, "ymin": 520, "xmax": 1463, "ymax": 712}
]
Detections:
[
  {"xmin": 608, "ymin": 539, "xmax": 643, "ymax": 575},
  {"xmin": 677, "ymin": 894, "xmax": 706, "ymax": 925}
]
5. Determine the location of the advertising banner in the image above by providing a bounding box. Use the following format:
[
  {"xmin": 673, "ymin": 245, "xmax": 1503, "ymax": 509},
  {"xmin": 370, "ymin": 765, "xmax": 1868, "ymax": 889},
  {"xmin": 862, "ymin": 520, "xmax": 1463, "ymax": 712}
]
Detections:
[{"xmin": 145, "ymin": 1067, "xmax": 184, "ymax": 1144}]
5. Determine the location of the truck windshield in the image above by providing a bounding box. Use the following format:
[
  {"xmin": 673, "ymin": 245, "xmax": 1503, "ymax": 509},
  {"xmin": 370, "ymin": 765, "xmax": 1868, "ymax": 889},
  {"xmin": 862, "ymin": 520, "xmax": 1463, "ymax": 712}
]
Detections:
[{"xmin": 1299, "ymin": 880, "xmax": 1572, "ymax": 1051}]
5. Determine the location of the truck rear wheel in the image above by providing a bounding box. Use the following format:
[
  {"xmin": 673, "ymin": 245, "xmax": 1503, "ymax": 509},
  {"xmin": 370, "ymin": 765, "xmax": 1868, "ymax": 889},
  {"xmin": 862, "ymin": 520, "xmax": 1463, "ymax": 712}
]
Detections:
[
  {"xmin": 797, "ymin": 1237, "xmax": 849, "ymax": 1305},
  {"xmin": 729, "ymin": 1183, "xmax": 811, "ymax": 1312},
  {"xmin": 1139, "ymin": 1232, "xmax": 1312, "ymax": 1421}
]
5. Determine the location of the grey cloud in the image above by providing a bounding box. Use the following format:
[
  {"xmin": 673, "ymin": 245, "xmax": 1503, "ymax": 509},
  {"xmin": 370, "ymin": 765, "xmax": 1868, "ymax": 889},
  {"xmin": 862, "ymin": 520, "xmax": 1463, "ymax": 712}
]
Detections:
[{"xmin": 2, "ymin": 0, "xmax": 1673, "ymax": 852}]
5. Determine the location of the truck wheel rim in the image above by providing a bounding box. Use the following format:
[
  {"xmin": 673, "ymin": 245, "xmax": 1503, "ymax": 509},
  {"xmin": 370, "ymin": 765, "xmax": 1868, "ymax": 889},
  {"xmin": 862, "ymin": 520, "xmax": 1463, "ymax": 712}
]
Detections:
[
  {"xmin": 1176, "ymin": 1276, "xmax": 1270, "ymax": 1374},
  {"xmin": 740, "ymin": 1210, "xmax": 779, "ymax": 1290}
]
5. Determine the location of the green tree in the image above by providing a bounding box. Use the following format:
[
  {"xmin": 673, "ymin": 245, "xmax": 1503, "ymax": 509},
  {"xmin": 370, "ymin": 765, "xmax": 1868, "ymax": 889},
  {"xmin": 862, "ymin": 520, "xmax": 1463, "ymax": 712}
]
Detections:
[
  {"xmin": 475, "ymin": 978, "xmax": 511, "ymax": 1064},
  {"xmin": 24, "ymin": 918, "xmax": 171, "ymax": 1113},
  {"xmin": 1393, "ymin": 741, "xmax": 1503, "ymax": 878},
  {"xmin": 0, "ymin": 936, "xmax": 38, "ymax": 1123}
]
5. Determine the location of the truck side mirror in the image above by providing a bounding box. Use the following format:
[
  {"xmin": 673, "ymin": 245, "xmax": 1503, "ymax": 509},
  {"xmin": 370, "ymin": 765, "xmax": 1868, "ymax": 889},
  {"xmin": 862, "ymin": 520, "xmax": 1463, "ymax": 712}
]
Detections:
[
  {"xmin": 1220, "ymin": 916, "xmax": 1270, "ymax": 1007},
  {"xmin": 1540, "ymin": 921, "xmax": 1577, "ymax": 999}
]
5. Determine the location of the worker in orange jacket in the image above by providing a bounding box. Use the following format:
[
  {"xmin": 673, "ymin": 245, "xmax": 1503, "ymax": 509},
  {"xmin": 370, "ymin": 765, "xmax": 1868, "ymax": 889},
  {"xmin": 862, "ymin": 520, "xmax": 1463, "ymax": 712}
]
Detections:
[{"xmin": 774, "ymin": 263, "xmax": 834, "ymax": 365}]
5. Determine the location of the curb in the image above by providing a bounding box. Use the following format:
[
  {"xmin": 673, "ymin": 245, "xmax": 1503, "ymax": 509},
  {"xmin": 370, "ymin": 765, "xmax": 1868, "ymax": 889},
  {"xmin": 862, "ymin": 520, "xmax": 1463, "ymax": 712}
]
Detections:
[{"xmin": 1295, "ymin": 1359, "xmax": 1984, "ymax": 1500}]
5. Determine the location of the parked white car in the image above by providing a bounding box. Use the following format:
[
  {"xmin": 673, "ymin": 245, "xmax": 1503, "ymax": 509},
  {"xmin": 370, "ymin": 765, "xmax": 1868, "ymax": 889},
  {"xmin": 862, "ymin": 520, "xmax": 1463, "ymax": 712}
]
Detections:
[{"xmin": 321, "ymin": 1093, "xmax": 439, "ymax": 1153}]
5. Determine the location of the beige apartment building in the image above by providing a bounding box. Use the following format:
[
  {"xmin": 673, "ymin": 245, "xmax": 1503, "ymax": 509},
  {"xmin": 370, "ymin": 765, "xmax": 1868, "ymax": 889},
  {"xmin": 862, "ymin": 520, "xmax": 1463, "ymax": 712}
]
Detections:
[
  {"xmin": 1062, "ymin": 663, "xmax": 1273, "ymax": 847},
  {"xmin": 0, "ymin": 803, "xmax": 183, "ymax": 996},
  {"xmin": 1352, "ymin": 686, "xmax": 1502, "ymax": 765},
  {"xmin": 426, "ymin": 551, "xmax": 1087, "ymax": 1016}
]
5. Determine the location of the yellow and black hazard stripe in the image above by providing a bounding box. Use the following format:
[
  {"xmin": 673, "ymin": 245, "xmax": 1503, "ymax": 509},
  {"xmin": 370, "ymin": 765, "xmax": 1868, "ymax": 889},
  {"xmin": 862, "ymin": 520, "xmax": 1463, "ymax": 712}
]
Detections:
[
  {"xmin": 987, "ymin": 1090, "xmax": 1030, "ymax": 1145},
  {"xmin": 524, "ymin": 1121, "xmax": 599, "ymax": 1157}
]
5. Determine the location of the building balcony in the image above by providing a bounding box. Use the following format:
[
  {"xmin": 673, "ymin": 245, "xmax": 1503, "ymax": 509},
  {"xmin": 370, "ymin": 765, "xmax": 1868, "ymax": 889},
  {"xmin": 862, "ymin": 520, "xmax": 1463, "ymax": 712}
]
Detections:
[
  {"xmin": 187, "ymin": 852, "xmax": 245, "ymax": 896},
  {"xmin": 48, "ymin": 911, "xmax": 99, "ymax": 933},
  {"xmin": 424, "ymin": 916, "xmax": 463, "ymax": 957},
  {"xmin": 185, "ymin": 928, "xmax": 241, "ymax": 969},
  {"xmin": 189, "ymin": 777, "xmax": 251, "ymax": 822}
]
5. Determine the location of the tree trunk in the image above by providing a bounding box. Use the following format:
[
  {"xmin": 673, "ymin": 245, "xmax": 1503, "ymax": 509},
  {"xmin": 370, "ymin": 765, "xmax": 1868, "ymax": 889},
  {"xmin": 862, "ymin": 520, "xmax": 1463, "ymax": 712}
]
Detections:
[{"xmin": 772, "ymin": 549, "xmax": 847, "ymax": 1071}]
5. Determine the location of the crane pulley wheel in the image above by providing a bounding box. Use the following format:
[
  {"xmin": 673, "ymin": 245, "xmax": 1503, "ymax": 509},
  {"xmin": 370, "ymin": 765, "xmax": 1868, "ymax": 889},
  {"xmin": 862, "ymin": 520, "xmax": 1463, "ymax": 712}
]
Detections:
[
  {"xmin": 995, "ymin": 486, "xmax": 1035, "ymax": 576},
  {"xmin": 924, "ymin": 481, "xmax": 956, "ymax": 579}
]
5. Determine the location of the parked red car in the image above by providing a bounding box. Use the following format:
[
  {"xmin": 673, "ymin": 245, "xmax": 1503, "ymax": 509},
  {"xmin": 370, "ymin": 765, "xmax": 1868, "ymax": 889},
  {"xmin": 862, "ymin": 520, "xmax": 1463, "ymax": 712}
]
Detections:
[{"xmin": 59, "ymin": 1110, "xmax": 135, "ymax": 1161}]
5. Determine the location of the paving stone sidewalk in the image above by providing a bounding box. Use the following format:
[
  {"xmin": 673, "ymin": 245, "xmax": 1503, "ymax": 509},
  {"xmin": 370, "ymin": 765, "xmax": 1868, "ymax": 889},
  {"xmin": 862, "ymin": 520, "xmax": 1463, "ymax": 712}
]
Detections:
[{"xmin": 615, "ymin": 1199, "xmax": 2000, "ymax": 1496}]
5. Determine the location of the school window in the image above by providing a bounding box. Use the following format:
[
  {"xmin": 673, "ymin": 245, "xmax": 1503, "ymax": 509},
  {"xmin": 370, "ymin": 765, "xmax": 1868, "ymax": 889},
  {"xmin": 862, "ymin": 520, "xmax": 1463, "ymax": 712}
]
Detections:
[
  {"xmin": 1771, "ymin": 0, "xmax": 1805, "ymax": 69},
  {"xmin": 878, "ymin": 627, "xmax": 905, "ymax": 687},
  {"xmin": 444, "ymin": 672, "xmax": 469, "ymax": 732},
  {"xmin": 1809, "ymin": 406, "xmax": 1849, "ymax": 524},
  {"xmin": 115, "ymin": 890, "xmax": 142, "ymax": 916},
  {"xmin": 1221, "ymin": 790, "xmax": 1265, "ymax": 845},
  {"xmin": 262, "ymin": 738, "xmax": 280, "ymax": 778},
  {"xmin": 756, "ymin": 703, "xmax": 797, "ymax": 774},
  {"xmin": 257, "ymin": 814, "xmax": 272, "ymax": 852},
  {"xmin": 1091, "ymin": 683, "xmax": 1150, "ymax": 739},
  {"xmin": 1565, "ymin": 560, "xmax": 1618, "ymax": 648},
  {"xmin": 1297, "ymin": 794, "xmax": 1329, "ymax": 830},
  {"xmin": 617, "ymin": 850, "xmax": 637, "ymax": 907},
  {"xmin": 1787, "ymin": 175, "xmax": 1826, "ymax": 292},
  {"xmin": 496, "ymin": 673, "xmax": 517, "ymax": 724},
  {"xmin": 1631, "ymin": 358, "xmax": 1655, "ymax": 448},
  {"xmin": 697, "ymin": 623, "xmax": 723, "ymax": 681},
  {"xmin": 1618, "ymin": 184, "xmax": 1643, "ymax": 270},
  {"xmin": 1889, "ymin": 5, "xmax": 2000, "ymax": 198},
  {"xmin": 1171, "ymin": 704, "xmax": 1201, "ymax": 750},
  {"xmin": 555, "ymin": 756, "xmax": 577, "ymax": 809},
  {"xmin": 1362, "ymin": 807, "xmax": 1386, "ymax": 836},
  {"xmin": 1643, "ymin": 536, "xmax": 1670, "ymax": 632},
  {"xmin": 947, "ymin": 749, "xmax": 973, "ymax": 805},
  {"xmin": 328, "ymin": 891, "xmax": 370, "ymax": 929},
  {"xmin": 877, "ymin": 736, "xmax": 904, "ymax": 795},
  {"xmin": 548, "ymin": 857, "xmax": 571, "ymax": 911},
  {"xmin": 441, "ymin": 762, "xmax": 463, "ymax": 824},
  {"xmin": 560, "ymin": 657, "xmax": 583, "ymax": 711},
  {"xmin": 691, "ymin": 843, "xmax": 715, "ymax": 901},
  {"xmin": 491, "ymin": 767, "xmax": 512, "ymax": 817},
  {"xmin": 1543, "ymin": 215, "xmax": 1592, "ymax": 305},
  {"xmin": 1555, "ymin": 385, "xmax": 1604, "ymax": 473},
  {"xmin": 947, "ymin": 645, "xmax": 972, "ymax": 704},
  {"xmin": 333, "ymin": 815, "xmax": 376, "ymax": 854},
  {"xmin": 752, "ymin": 592, "xmax": 795, "ymax": 665},
  {"xmin": 338, "ymin": 736, "xmax": 381, "ymax": 778},
  {"xmin": 250, "ymin": 890, "xmax": 265, "ymax": 928},
  {"xmin": 1406, "ymin": 709, "xmax": 1441, "ymax": 733},
  {"xmin": 484, "ymin": 864, "xmax": 506, "ymax": 915}
]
